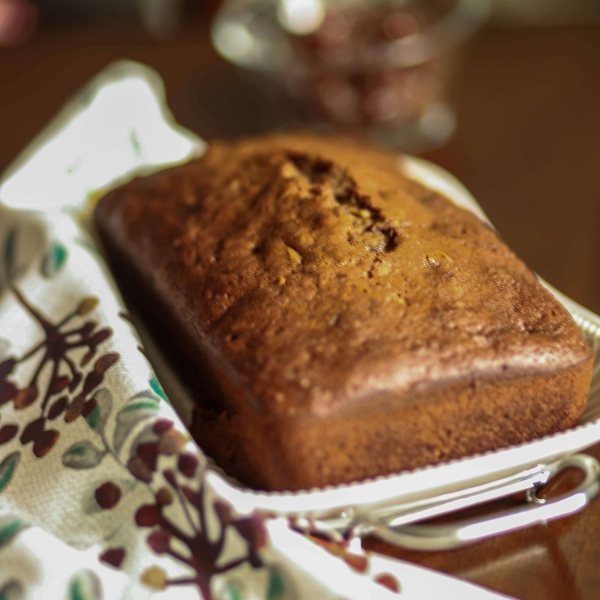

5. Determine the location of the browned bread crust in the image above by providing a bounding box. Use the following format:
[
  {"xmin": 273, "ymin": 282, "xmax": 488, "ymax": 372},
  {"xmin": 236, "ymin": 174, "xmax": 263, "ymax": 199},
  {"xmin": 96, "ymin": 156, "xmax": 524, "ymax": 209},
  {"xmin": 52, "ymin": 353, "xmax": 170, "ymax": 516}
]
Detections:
[{"xmin": 95, "ymin": 133, "xmax": 593, "ymax": 491}]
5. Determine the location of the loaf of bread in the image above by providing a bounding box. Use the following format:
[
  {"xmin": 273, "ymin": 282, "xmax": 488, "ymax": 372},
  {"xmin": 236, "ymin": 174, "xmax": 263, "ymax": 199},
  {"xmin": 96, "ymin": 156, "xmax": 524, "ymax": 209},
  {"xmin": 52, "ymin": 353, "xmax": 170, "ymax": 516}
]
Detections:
[{"xmin": 95, "ymin": 133, "xmax": 593, "ymax": 491}]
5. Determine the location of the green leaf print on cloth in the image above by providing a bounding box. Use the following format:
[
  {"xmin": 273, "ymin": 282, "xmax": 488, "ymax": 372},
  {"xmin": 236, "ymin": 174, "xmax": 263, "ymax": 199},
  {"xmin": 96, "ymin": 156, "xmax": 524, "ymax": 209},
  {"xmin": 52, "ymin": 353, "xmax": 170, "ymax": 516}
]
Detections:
[
  {"xmin": 0, "ymin": 452, "xmax": 20, "ymax": 494},
  {"xmin": 41, "ymin": 242, "xmax": 68, "ymax": 278}
]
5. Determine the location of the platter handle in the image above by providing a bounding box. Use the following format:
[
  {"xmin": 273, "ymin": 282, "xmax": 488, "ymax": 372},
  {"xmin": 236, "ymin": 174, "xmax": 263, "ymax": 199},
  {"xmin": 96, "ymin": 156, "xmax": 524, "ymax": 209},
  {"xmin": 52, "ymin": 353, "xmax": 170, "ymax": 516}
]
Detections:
[{"xmin": 359, "ymin": 454, "xmax": 600, "ymax": 551}]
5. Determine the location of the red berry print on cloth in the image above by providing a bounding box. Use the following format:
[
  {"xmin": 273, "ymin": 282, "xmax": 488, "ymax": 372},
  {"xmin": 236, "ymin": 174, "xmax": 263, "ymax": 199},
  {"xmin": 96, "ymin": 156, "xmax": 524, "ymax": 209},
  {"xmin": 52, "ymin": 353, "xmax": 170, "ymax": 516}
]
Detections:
[
  {"xmin": 0, "ymin": 424, "xmax": 18, "ymax": 444},
  {"xmin": 177, "ymin": 453, "xmax": 199, "ymax": 478},
  {"xmin": 375, "ymin": 573, "xmax": 402, "ymax": 593},
  {"xmin": 95, "ymin": 482, "xmax": 121, "ymax": 509},
  {"xmin": 99, "ymin": 548, "xmax": 126, "ymax": 569}
]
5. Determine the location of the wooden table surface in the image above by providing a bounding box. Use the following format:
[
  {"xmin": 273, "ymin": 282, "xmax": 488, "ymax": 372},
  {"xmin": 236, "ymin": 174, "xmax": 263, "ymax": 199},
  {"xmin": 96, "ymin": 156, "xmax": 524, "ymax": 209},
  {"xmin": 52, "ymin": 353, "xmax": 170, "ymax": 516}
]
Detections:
[{"xmin": 2, "ymin": 17, "xmax": 600, "ymax": 600}]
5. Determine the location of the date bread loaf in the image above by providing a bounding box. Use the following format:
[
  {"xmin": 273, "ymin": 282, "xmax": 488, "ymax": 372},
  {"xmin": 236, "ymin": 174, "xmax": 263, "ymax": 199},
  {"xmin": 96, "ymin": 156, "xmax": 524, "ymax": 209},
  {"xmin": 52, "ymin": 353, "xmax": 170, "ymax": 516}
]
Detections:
[{"xmin": 95, "ymin": 133, "xmax": 594, "ymax": 491}]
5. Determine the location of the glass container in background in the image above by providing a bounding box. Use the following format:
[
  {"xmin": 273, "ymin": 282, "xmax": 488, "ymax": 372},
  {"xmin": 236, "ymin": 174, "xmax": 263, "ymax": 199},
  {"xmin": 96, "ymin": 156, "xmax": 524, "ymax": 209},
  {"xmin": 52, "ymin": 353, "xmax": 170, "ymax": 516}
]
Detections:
[{"xmin": 212, "ymin": 0, "xmax": 490, "ymax": 152}]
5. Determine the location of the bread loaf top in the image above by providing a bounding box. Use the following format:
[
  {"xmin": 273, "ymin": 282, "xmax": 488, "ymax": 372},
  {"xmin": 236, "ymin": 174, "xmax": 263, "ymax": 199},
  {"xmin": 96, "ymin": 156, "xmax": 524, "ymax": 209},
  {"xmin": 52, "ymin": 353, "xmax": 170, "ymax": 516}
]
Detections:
[{"xmin": 96, "ymin": 133, "xmax": 592, "ymax": 420}]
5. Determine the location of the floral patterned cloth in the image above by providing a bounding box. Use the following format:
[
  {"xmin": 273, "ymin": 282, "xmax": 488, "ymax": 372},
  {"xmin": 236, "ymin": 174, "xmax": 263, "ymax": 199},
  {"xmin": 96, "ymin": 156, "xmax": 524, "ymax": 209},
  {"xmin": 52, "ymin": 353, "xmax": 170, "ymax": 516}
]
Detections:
[{"xmin": 0, "ymin": 61, "xmax": 512, "ymax": 600}]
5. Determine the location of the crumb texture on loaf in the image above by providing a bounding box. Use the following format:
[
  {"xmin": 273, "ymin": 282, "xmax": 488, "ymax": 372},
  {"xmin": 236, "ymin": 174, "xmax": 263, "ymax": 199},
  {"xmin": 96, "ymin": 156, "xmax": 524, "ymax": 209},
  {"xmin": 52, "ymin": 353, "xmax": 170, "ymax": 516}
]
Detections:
[{"xmin": 95, "ymin": 133, "xmax": 593, "ymax": 490}]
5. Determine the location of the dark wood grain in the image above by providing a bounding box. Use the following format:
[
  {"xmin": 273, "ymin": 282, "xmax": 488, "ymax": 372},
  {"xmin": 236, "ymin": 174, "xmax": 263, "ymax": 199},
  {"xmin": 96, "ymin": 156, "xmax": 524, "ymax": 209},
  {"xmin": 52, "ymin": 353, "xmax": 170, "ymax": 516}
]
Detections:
[
  {"xmin": 425, "ymin": 26, "xmax": 600, "ymax": 318},
  {"xmin": 1, "ymin": 18, "xmax": 600, "ymax": 600}
]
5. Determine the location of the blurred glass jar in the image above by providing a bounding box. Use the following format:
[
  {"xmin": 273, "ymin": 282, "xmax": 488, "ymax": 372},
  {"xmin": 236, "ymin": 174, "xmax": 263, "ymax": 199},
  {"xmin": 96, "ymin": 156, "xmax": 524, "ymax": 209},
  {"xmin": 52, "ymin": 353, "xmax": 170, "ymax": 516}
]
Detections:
[{"xmin": 212, "ymin": 0, "xmax": 490, "ymax": 151}]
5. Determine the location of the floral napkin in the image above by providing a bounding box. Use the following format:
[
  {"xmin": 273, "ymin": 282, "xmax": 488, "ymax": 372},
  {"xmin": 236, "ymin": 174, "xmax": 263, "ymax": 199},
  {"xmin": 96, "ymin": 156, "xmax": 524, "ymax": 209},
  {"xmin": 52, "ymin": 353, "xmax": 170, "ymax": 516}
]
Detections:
[{"xmin": 0, "ymin": 61, "xmax": 512, "ymax": 600}]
